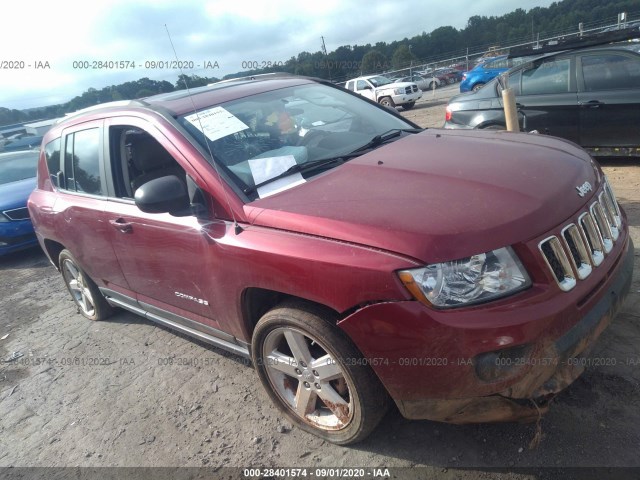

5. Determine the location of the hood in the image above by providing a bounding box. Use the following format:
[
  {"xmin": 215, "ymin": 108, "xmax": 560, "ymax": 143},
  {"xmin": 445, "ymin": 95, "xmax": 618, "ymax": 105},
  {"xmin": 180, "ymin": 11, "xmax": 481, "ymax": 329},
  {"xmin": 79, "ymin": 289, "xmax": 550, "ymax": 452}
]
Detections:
[
  {"xmin": 378, "ymin": 82, "xmax": 415, "ymax": 90},
  {"xmin": 0, "ymin": 177, "xmax": 36, "ymax": 211},
  {"xmin": 244, "ymin": 129, "xmax": 599, "ymax": 263}
]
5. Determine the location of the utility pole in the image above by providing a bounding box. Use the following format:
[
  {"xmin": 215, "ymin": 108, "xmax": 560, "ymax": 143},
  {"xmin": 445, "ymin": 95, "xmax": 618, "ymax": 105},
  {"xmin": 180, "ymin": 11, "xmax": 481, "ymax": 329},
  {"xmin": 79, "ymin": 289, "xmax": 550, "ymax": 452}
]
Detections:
[{"xmin": 321, "ymin": 36, "xmax": 332, "ymax": 81}]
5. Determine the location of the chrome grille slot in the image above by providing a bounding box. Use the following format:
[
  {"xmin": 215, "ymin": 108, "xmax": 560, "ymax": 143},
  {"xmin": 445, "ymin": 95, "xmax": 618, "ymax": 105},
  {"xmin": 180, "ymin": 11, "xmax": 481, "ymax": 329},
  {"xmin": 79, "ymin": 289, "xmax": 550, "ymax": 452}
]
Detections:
[
  {"xmin": 578, "ymin": 212, "xmax": 605, "ymax": 266},
  {"xmin": 599, "ymin": 192, "xmax": 619, "ymax": 241},
  {"xmin": 561, "ymin": 224, "xmax": 592, "ymax": 280},
  {"xmin": 539, "ymin": 236, "xmax": 576, "ymax": 291},
  {"xmin": 590, "ymin": 202, "xmax": 613, "ymax": 253},
  {"xmin": 2, "ymin": 207, "xmax": 30, "ymax": 221},
  {"xmin": 603, "ymin": 179, "xmax": 622, "ymax": 228}
]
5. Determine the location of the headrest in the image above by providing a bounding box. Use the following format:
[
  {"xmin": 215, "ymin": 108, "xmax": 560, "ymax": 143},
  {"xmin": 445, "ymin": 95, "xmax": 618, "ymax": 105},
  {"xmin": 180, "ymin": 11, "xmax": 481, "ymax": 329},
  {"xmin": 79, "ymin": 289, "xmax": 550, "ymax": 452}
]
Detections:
[{"xmin": 129, "ymin": 135, "xmax": 175, "ymax": 171}]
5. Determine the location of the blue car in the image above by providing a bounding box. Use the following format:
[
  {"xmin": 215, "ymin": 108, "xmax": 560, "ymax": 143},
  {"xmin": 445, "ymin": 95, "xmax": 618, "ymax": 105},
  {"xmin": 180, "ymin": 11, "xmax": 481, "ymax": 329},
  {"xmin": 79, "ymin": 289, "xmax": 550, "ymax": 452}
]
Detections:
[
  {"xmin": 0, "ymin": 150, "xmax": 40, "ymax": 255},
  {"xmin": 459, "ymin": 55, "xmax": 515, "ymax": 93}
]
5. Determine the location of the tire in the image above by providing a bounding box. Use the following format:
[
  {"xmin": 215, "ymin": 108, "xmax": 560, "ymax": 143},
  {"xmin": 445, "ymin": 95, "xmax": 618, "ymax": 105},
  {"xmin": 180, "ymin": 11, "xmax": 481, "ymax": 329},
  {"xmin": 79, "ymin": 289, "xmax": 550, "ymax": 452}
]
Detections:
[
  {"xmin": 59, "ymin": 249, "xmax": 114, "ymax": 321},
  {"xmin": 482, "ymin": 124, "xmax": 506, "ymax": 131},
  {"xmin": 428, "ymin": 82, "xmax": 436, "ymax": 90},
  {"xmin": 472, "ymin": 82, "xmax": 485, "ymax": 92},
  {"xmin": 378, "ymin": 96, "xmax": 395, "ymax": 109},
  {"xmin": 402, "ymin": 102, "xmax": 415, "ymax": 111},
  {"xmin": 252, "ymin": 301, "xmax": 390, "ymax": 445}
]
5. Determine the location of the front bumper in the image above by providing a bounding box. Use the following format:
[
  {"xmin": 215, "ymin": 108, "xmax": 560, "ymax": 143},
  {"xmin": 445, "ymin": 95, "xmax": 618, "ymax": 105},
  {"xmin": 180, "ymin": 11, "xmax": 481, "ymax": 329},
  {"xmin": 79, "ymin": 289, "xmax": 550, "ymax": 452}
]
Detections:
[
  {"xmin": 391, "ymin": 91, "xmax": 422, "ymax": 105},
  {"xmin": 338, "ymin": 236, "xmax": 634, "ymax": 423}
]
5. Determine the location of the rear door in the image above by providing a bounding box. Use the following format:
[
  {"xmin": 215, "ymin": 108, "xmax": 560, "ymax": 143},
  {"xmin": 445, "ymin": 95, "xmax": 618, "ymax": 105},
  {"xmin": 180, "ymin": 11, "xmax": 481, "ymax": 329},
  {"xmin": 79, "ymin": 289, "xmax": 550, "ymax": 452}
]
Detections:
[
  {"xmin": 512, "ymin": 55, "xmax": 579, "ymax": 141},
  {"xmin": 54, "ymin": 121, "xmax": 129, "ymax": 289},
  {"xmin": 577, "ymin": 51, "xmax": 640, "ymax": 147}
]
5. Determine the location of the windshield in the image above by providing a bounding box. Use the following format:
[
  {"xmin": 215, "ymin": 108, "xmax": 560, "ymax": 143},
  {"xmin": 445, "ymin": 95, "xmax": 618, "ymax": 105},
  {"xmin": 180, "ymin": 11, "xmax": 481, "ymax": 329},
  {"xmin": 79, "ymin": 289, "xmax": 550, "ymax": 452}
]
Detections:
[
  {"xmin": 178, "ymin": 83, "xmax": 414, "ymax": 199},
  {"xmin": 0, "ymin": 150, "xmax": 39, "ymax": 185},
  {"xmin": 367, "ymin": 76, "xmax": 393, "ymax": 87}
]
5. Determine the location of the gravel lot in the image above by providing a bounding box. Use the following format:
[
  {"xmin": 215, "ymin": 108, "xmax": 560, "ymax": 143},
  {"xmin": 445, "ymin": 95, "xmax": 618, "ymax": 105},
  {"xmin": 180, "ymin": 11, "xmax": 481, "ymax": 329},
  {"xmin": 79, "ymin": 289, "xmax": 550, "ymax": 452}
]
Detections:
[{"xmin": 1, "ymin": 83, "xmax": 639, "ymax": 478}]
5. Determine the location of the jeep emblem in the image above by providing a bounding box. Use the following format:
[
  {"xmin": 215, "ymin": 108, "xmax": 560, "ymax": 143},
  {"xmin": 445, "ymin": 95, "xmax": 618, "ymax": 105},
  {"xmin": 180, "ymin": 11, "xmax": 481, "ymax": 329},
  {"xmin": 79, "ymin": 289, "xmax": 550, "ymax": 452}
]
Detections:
[{"xmin": 576, "ymin": 181, "xmax": 592, "ymax": 197}]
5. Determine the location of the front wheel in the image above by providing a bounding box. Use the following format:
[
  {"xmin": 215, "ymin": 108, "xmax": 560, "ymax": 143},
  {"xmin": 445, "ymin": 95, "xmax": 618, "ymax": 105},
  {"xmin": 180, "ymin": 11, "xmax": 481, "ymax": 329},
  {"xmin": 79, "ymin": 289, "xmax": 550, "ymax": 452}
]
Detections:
[
  {"xmin": 402, "ymin": 102, "xmax": 415, "ymax": 110},
  {"xmin": 252, "ymin": 302, "xmax": 389, "ymax": 445},
  {"xmin": 59, "ymin": 249, "xmax": 113, "ymax": 321},
  {"xmin": 378, "ymin": 96, "xmax": 395, "ymax": 109}
]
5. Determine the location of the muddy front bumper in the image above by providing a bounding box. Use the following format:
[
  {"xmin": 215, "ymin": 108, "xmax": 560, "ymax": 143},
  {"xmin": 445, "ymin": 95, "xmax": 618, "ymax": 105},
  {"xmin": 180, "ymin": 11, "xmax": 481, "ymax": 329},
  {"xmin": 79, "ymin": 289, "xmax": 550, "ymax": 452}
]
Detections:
[{"xmin": 338, "ymin": 237, "xmax": 634, "ymax": 423}]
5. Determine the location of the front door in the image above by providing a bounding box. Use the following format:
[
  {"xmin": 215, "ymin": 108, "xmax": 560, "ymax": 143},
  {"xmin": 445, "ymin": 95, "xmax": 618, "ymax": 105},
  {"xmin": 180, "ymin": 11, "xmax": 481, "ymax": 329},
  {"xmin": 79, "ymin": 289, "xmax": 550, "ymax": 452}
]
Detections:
[{"xmin": 577, "ymin": 52, "xmax": 640, "ymax": 148}]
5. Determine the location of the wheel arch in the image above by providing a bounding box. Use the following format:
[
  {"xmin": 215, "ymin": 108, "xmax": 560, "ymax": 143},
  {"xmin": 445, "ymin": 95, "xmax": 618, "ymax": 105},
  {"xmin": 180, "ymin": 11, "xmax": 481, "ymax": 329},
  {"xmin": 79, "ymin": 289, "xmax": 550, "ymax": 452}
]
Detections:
[
  {"xmin": 241, "ymin": 287, "xmax": 341, "ymax": 340},
  {"xmin": 43, "ymin": 239, "xmax": 65, "ymax": 270}
]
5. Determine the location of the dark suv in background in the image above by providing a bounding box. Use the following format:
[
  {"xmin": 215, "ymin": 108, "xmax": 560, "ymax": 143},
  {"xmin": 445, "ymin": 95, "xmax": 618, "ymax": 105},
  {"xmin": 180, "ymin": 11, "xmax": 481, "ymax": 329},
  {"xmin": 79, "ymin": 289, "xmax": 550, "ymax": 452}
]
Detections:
[
  {"xmin": 28, "ymin": 74, "xmax": 633, "ymax": 444},
  {"xmin": 445, "ymin": 42, "xmax": 640, "ymax": 157}
]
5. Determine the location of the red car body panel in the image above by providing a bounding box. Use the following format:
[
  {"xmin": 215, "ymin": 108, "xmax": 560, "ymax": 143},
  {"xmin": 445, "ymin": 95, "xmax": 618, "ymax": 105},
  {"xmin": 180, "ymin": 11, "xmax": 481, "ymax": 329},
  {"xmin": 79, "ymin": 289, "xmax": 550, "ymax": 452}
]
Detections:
[{"xmin": 27, "ymin": 76, "xmax": 633, "ymax": 425}]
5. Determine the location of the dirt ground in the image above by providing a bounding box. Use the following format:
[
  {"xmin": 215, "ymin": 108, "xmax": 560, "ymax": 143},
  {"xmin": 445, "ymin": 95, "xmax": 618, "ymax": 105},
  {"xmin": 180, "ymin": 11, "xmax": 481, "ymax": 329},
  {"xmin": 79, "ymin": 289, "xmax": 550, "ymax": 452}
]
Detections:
[{"xmin": 1, "ymin": 83, "xmax": 639, "ymax": 479}]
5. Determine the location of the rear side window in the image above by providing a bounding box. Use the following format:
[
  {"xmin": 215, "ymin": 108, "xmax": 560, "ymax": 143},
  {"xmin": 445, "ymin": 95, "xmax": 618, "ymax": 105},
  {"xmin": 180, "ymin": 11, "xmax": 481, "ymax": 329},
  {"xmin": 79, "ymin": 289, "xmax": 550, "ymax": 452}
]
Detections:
[
  {"xmin": 63, "ymin": 128, "xmax": 103, "ymax": 195},
  {"xmin": 581, "ymin": 54, "xmax": 640, "ymax": 91},
  {"xmin": 44, "ymin": 138, "xmax": 61, "ymax": 187},
  {"xmin": 346, "ymin": 81, "xmax": 354, "ymax": 91},
  {"xmin": 521, "ymin": 58, "xmax": 570, "ymax": 95}
]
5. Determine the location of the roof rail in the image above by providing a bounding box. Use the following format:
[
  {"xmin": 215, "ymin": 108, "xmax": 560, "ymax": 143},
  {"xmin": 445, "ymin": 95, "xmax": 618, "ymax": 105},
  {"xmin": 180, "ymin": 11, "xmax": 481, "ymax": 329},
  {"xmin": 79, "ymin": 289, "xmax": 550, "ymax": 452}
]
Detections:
[
  {"xmin": 214, "ymin": 72, "xmax": 297, "ymax": 84},
  {"xmin": 508, "ymin": 26, "xmax": 640, "ymax": 58},
  {"xmin": 57, "ymin": 100, "xmax": 147, "ymax": 124}
]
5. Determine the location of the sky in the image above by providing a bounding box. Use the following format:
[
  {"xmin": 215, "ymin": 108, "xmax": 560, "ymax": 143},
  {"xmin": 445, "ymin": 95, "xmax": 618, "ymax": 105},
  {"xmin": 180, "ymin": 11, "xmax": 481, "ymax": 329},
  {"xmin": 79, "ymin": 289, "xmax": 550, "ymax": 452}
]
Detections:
[{"xmin": 0, "ymin": 0, "xmax": 557, "ymax": 110}]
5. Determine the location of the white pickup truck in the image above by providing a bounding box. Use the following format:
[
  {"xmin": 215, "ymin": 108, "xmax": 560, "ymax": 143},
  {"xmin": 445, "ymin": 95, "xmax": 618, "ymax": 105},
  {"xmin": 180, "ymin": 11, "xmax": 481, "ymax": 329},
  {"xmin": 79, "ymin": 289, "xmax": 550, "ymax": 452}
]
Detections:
[{"xmin": 345, "ymin": 75, "xmax": 422, "ymax": 110}]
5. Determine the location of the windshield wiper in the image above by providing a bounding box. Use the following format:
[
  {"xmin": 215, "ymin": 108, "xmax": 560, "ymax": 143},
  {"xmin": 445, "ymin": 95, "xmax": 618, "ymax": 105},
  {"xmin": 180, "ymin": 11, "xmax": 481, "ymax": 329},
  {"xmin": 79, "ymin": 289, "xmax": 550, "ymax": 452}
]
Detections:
[
  {"xmin": 243, "ymin": 128, "xmax": 423, "ymax": 196},
  {"xmin": 243, "ymin": 157, "xmax": 344, "ymax": 195},
  {"xmin": 349, "ymin": 128, "xmax": 423, "ymax": 155}
]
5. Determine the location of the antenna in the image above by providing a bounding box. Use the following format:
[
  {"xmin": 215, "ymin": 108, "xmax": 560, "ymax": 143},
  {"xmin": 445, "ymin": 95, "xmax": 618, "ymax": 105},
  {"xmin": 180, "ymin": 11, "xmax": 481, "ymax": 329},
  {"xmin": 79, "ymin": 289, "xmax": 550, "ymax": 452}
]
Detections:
[{"xmin": 164, "ymin": 24, "xmax": 243, "ymax": 235}]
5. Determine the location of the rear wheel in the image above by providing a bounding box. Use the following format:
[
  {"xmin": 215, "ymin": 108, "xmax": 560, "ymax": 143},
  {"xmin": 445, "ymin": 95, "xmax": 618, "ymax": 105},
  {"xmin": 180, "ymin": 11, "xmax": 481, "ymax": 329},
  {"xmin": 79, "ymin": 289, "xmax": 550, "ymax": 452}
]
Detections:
[
  {"xmin": 59, "ymin": 249, "xmax": 113, "ymax": 321},
  {"xmin": 481, "ymin": 124, "xmax": 506, "ymax": 131},
  {"xmin": 428, "ymin": 81, "xmax": 436, "ymax": 90},
  {"xmin": 472, "ymin": 82, "xmax": 485, "ymax": 92},
  {"xmin": 252, "ymin": 301, "xmax": 389, "ymax": 445}
]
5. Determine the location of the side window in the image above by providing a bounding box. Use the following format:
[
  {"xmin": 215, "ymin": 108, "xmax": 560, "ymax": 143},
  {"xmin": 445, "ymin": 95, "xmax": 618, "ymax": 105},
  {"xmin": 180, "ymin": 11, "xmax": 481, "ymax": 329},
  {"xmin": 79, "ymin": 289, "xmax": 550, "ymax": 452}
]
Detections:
[
  {"xmin": 346, "ymin": 81, "xmax": 354, "ymax": 91},
  {"xmin": 109, "ymin": 126, "xmax": 186, "ymax": 199},
  {"xmin": 63, "ymin": 128, "xmax": 103, "ymax": 195},
  {"xmin": 582, "ymin": 54, "xmax": 640, "ymax": 91},
  {"xmin": 508, "ymin": 70, "xmax": 522, "ymax": 95},
  {"xmin": 356, "ymin": 80, "xmax": 368, "ymax": 91},
  {"xmin": 44, "ymin": 138, "xmax": 61, "ymax": 187},
  {"xmin": 521, "ymin": 58, "xmax": 570, "ymax": 95}
]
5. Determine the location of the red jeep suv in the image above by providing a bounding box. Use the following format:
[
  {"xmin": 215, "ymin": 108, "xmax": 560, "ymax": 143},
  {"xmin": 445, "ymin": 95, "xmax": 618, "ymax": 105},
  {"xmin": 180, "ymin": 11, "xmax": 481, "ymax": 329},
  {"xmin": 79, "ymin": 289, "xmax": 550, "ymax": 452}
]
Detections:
[{"xmin": 28, "ymin": 74, "xmax": 633, "ymax": 445}]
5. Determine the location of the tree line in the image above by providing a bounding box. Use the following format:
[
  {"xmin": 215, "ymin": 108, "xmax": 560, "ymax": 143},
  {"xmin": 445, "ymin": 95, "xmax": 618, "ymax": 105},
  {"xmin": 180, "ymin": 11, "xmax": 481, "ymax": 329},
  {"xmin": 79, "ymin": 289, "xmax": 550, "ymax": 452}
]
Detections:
[{"xmin": 1, "ymin": 0, "xmax": 637, "ymax": 127}]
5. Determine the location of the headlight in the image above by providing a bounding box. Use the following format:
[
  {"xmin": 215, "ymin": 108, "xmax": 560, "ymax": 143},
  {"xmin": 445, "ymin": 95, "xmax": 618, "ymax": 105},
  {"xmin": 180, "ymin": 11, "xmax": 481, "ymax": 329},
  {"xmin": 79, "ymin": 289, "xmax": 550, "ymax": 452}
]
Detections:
[
  {"xmin": 398, "ymin": 247, "xmax": 531, "ymax": 308},
  {"xmin": 393, "ymin": 88, "xmax": 405, "ymax": 95},
  {"xmin": 0, "ymin": 214, "xmax": 8, "ymax": 223}
]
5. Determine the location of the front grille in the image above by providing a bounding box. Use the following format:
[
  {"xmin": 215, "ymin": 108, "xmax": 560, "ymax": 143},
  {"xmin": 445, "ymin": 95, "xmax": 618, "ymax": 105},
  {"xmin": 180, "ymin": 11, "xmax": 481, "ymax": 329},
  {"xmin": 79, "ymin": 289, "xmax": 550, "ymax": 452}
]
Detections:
[
  {"xmin": 405, "ymin": 86, "xmax": 412, "ymax": 95},
  {"xmin": 2, "ymin": 207, "xmax": 30, "ymax": 221},
  {"xmin": 412, "ymin": 85, "xmax": 418, "ymax": 93},
  {"xmin": 539, "ymin": 177, "xmax": 622, "ymax": 292}
]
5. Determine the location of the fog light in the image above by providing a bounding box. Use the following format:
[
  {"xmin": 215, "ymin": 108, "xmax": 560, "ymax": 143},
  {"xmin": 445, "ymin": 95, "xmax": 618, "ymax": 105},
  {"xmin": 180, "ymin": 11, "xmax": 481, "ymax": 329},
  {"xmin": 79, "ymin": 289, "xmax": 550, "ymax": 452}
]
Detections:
[{"xmin": 474, "ymin": 344, "xmax": 531, "ymax": 382}]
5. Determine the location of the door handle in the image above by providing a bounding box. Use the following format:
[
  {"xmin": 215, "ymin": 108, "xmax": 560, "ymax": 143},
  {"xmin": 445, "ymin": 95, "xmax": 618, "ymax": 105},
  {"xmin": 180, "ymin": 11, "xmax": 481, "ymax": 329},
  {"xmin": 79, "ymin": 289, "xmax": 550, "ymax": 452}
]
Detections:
[
  {"xmin": 109, "ymin": 218, "xmax": 133, "ymax": 233},
  {"xmin": 579, "ymin": 100, "xmax": 604, "ymax": 109}
]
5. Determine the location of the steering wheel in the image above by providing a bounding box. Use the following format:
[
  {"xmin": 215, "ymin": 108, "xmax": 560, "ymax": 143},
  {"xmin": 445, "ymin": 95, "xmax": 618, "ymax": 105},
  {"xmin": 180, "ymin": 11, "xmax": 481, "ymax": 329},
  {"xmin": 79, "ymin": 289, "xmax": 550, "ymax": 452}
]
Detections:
[{"xmin": 296, "ymin": 129, "xmax": 327, "ymax": 148}]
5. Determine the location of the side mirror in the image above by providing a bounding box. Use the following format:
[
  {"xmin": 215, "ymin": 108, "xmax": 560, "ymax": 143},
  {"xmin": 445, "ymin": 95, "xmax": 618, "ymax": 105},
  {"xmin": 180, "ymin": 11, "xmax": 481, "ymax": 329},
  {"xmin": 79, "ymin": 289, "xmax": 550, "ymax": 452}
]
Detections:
[
  {"xmin": 361, "ymin": 84, "xmax": 372, "ymax": 90},
  {"xmin": 134, "ymin": 175, "xmax": 190, "ymax": 215}
]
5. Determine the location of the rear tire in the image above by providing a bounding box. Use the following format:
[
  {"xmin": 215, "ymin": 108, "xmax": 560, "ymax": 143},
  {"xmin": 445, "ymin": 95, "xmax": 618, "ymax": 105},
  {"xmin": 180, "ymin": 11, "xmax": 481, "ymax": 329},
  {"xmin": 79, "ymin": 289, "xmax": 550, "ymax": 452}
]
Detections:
[
  {"xmin": 472, "ymin": 82, "xmax": 485, "ymax": 92},
  {"xmin": 252, "ymin": 301, "xmax": 390, "ymax": 445},
  {"xmin": 59, "ymin": 249, "xmax": 114, "ymax": 321}
]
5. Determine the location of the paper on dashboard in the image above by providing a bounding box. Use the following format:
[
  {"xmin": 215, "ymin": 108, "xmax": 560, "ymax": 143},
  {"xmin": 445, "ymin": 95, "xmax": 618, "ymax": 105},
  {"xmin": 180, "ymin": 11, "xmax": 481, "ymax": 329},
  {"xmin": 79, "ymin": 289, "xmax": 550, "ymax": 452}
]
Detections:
[
  {"xmin": 183, "ymin": 106, "xmax": 249, "ymax": 142},
  {"xmin": 248, "ymin": 155, "xmax": 306, "ymax": 199}
]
